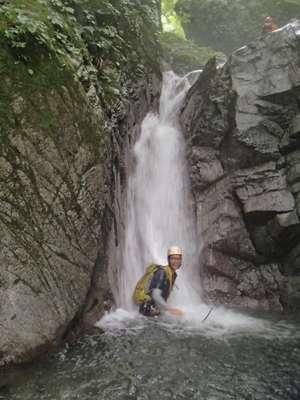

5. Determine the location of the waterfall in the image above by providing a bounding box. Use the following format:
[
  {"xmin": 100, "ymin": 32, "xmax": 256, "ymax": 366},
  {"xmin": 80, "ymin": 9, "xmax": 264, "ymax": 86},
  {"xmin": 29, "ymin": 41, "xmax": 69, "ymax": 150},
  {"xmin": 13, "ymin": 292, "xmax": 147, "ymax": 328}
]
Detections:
[
  {"xmin": 118, "ymin": 71, "xmax": 202, "ymax": 311},
  {"xmin": 98, "ymin": 72, "xmax": 292, "ymax": 339}
]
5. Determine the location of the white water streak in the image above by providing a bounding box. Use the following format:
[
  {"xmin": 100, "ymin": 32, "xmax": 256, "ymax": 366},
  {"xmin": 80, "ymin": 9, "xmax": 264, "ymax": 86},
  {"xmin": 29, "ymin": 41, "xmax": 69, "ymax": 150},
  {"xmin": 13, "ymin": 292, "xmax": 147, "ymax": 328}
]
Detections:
[
  {"xmin": 118, "ymin": 71, "xmax": 201, "ymax": 310},
  {"xmin": 97, "ymin": 70, "xmax": 298, "ymax": 340},
  {"xmin": 96, "ymin": 306, "xmax": 299, "ymax": 341}
]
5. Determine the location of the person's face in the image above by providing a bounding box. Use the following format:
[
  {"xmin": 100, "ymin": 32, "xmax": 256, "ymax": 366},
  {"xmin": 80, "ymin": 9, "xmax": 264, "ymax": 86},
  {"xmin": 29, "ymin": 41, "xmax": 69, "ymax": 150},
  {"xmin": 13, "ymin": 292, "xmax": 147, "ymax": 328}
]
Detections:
[{"xmin": 168, "ymin": 255, "xmax": 182, "ymax": 272}]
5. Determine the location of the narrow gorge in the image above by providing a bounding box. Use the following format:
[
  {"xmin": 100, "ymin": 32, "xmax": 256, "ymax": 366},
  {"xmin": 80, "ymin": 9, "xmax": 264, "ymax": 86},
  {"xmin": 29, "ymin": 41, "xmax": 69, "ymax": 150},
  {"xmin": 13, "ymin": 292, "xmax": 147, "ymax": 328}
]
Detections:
[{"xmin": 1, "ymin": 0, "xmax": 300, "ymax": 367}]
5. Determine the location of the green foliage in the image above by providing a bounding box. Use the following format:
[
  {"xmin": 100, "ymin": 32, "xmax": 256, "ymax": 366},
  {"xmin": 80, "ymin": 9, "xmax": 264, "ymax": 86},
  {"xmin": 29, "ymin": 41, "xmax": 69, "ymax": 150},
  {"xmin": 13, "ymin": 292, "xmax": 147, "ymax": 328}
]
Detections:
[
  {"xmin": 0, "ymin": 0, "xmax": 166, "ymax": 133},
  {"xmin": 159, "ymin": 31, "xmax": 226, "ymax": 75},
  {"xmin": 1, "ymin": 5, "xmax": 48, "ymax": 48},
  {"xmin": 175, "ymin": 0, "xmax": 300, "ymax": 55},
  {"xmin": 161, "ymin": 0, "xmax": 186, "ymax": 37},
  {"xmin": 0, "ymin": 0, "xmax": 92, "ymax": 66}
]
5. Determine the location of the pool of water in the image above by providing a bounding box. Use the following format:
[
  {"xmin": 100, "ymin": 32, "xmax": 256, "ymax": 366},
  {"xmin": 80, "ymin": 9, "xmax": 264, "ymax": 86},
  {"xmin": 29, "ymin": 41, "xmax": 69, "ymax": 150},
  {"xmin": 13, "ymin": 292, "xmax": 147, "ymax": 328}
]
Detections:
[{"xmin": 1, "ymin": 307, "xmax": 300, "ymax": 400}]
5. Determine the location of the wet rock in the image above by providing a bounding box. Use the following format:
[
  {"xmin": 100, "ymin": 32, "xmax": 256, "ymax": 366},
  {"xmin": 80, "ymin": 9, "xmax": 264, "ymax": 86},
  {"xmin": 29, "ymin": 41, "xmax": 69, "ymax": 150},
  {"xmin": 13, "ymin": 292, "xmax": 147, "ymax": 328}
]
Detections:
[
  {"xmin": 242, "ymin": 190, "xmax": 294, "ymax": 214},
  {"xmin": 281, "ymin": 243, "xmax": 300, "ymax": 276},
  {"xmin": 180, "ymin": 20, "xmax": 300, "ymax": 311},
  {"xmin": 250, "ymin": 225, "xmax": 286, "ymax": 259},
  {"xmin": 188, "ymin": 146, "xmax": 223, "ymax": 191},
  {"xmin": 94, "ymin": 3, "xmax": 120, "ymax": 27},
  {"xmin": 267, "ymin": 210, "xmax": 300, "ymax": 248},
  {"xmin": 280, "ymin": 276, "xmax": 300, "ymax": 311},
  {"xmin": 0, "ymin": 0, "xmax": 163, "ymax": 364}
]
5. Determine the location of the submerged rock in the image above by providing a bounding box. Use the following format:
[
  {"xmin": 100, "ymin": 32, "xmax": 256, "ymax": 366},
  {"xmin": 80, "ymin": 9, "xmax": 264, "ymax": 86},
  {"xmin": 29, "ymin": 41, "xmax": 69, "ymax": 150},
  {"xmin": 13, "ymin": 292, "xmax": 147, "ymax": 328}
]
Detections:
[{"xmin": 180, "ymin": 20, "xmax": 300, "ymax": 312}]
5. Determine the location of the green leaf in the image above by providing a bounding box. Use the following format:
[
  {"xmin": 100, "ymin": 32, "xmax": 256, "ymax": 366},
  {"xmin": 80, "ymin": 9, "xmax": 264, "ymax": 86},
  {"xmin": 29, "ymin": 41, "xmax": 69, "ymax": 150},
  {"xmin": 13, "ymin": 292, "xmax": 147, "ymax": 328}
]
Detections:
[
  {"xmin": 12, "ymin": 42, "xmax": 27, "ymax": 48},
  {"xmin": 28, "ymin": 69, "xmax": 34, "ymax": 75},
  {"xmin": 83, "ymin": 26, "xmax": 94, "ymax": 34},
  {"xmin": 65, "ymin": 7, "xmax": 74, "ymax": 14}
]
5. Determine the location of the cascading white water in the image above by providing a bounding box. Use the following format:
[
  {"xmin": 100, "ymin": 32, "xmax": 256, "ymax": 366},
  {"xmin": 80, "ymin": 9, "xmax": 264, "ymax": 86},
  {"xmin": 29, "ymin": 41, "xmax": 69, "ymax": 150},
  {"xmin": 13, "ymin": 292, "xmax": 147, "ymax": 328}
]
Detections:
[
  {"xmin": 118, "ymin": 71, "xmax": 202, "ymax": 311},
  {"xmin": 4, "ymin": 80, "xmax": 299, "ymax": 400},
  {"xmin": 98, "ymin": 70, "xmax": 297, "ymax": 340}
]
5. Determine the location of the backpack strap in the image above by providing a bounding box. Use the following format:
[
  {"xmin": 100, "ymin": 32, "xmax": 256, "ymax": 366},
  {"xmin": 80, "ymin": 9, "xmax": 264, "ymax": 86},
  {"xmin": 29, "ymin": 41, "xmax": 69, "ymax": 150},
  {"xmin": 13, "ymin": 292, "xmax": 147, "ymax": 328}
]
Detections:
[
  {"xmin": 163, "ymin": 265, "xmax": 173, "ymax": 296},
  {"xmin": 144, "ymin": 264, "xmax": 164, "ymax": 295}
]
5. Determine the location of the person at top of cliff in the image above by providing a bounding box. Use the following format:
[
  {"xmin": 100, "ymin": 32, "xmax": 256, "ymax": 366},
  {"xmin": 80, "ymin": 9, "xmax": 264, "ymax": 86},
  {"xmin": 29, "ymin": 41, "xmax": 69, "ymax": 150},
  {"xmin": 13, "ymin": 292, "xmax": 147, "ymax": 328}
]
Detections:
[
  {"xmin": 133, "ymin": 246, "xmax": 184, "ymax": 317},
  {"xmin": 261, "ymin": 17, "xmax": 278, "ymax": 35}
]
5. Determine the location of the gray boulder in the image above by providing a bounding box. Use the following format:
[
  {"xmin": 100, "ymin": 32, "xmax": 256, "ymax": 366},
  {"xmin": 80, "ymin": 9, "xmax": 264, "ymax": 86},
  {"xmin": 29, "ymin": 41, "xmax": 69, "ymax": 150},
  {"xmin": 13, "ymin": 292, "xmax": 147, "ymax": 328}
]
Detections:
[{"xmin": 180, "ymin": 20, "xmax": 300, "ymax": 311}]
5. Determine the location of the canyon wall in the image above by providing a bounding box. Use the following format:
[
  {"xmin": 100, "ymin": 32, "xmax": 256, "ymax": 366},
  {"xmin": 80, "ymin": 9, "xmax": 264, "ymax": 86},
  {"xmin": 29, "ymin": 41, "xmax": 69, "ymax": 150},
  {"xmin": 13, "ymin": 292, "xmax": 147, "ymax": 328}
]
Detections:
[
  {"xmin": 0, "ymin": 0, "xmax": 162, "ymax": 364},
  {"xmin": 1, "ymin": 0, "xmax": 300, "ymax": 366},
  {"xmin": 180, "ymin": 21, "xmax": 300, "ymax": 312}
]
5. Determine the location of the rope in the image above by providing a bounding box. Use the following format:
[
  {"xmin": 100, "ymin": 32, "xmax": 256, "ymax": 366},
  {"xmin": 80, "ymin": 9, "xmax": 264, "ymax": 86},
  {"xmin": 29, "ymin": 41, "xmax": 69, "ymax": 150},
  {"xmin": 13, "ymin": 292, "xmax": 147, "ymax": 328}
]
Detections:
[{"xmin": 277, "ymin": 30, "xmax": 300, "ymax": 83}]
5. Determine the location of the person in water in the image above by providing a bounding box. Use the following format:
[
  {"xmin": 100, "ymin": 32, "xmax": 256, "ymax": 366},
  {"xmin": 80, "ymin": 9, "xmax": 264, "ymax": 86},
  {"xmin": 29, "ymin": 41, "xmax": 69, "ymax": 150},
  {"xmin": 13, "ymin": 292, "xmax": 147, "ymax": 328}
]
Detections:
[{"xmin": 136, "ymin": 246, "xmax": 184, "ymax": 317}]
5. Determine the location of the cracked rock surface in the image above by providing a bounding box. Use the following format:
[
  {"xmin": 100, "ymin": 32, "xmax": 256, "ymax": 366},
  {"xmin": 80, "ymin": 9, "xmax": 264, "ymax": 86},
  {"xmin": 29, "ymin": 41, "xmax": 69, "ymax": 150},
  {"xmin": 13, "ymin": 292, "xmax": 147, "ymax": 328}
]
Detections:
[{"xmin": 180, "ymin": 21, "xmax": 300, "ymax": 312}]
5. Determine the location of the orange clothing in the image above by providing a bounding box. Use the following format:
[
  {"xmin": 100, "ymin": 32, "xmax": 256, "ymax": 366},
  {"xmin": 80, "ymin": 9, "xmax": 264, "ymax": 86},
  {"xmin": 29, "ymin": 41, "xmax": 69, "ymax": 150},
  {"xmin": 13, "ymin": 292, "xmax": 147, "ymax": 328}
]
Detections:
[
  {"xmin": 271, "ymin": 24, "xmax": 278, "ymax": 31},
  {"xmin": 262, "ymin": 23, "xmax": 278, "ymax": 35}
]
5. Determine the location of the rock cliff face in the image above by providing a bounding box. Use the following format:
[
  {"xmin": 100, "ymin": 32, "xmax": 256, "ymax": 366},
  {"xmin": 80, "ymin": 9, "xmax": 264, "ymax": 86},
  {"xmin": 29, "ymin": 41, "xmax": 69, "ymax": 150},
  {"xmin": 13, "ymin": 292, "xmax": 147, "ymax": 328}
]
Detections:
[
  {"xmin": 180, "ymin": 21, "xmax": 300, "ymax": 312},
  {"xmin": 2, "ymin": 0, "xmax": 300, "ymax": 366},
  {"xmin": 0, "ymin": 0, "xmax": 162, "ymax": 364}
]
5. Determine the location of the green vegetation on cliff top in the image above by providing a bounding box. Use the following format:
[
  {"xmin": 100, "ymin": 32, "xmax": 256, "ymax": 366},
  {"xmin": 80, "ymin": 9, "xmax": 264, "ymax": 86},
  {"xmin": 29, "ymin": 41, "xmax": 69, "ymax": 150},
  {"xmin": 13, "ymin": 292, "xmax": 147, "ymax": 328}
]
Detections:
[{"xmin": 0, "ymin": 0, "xmax": 107, "ymax": 161}]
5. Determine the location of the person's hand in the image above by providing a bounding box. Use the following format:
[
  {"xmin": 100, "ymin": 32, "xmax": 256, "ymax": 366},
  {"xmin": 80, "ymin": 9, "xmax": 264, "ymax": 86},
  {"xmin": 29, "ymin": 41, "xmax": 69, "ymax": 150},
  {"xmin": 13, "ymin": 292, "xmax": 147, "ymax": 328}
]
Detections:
[{"xmin": 165, "ymin": 306, "xmax": 184, "ymax": 317}]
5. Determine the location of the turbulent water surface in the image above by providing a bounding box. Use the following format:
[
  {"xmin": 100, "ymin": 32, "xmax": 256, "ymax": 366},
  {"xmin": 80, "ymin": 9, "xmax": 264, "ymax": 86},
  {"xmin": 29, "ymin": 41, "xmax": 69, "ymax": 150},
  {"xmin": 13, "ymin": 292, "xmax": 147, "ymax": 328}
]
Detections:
[
  {"xmin": 1, "ymin": 72, "xmax": 300, "ymax": 399},
  {"xmin": 119, "ymin": 70, "xmax": 202, "ymax": 311},
  {"xmin": 1, "ymin": 310, "xmax": 300, "ymax": 399}
]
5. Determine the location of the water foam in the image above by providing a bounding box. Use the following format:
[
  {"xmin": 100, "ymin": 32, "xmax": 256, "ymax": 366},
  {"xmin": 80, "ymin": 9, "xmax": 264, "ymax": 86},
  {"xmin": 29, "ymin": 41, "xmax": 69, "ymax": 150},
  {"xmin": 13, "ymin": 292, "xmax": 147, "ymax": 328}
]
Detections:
[
  {"xmin": 118, "ymin": 70, "xmax": 202, "ymax": 310},
  {"xmin": 96, "ymin": 306, "xmax": 298, "ymax": 341},
  {"xmin": 97, "ymin": 70, "xmax": 298, "ymax": 340}
]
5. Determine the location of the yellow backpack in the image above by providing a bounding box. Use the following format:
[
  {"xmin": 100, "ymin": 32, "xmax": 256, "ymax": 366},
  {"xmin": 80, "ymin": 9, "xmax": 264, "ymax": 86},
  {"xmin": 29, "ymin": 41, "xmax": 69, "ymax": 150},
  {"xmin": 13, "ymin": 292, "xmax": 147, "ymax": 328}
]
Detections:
[{"xmin": 132, "ymin": 264, "xmax": 172, "ymax": 305}]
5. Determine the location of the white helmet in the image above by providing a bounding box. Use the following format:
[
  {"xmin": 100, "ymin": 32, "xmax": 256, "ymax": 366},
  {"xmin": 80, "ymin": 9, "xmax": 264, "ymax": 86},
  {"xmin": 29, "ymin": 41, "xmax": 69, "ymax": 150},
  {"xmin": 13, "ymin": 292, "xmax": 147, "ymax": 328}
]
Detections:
[{"xmin": 168, "ymin": 246, "xmax": 182, "ymax": 256}]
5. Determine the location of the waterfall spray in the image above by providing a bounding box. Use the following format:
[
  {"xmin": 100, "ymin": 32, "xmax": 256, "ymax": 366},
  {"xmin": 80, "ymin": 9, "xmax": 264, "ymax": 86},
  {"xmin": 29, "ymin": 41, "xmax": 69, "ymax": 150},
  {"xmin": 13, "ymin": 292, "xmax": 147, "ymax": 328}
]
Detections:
[
  {"xmin": 118, "ymin": 71, "xmax": 202, "ymax": 310},
  {"xmin": 98, "ymin": 72, "xmax": 294, "ymax": 341}
]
